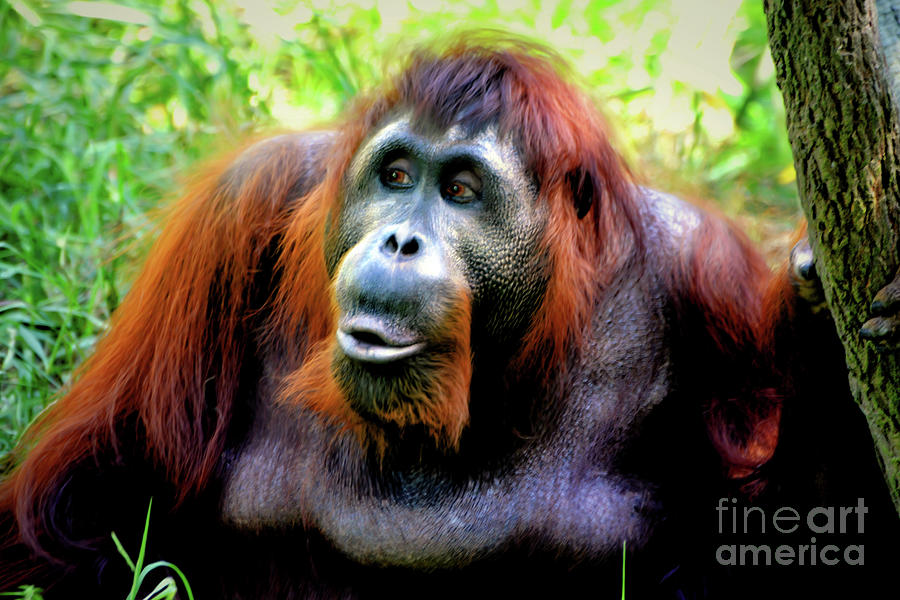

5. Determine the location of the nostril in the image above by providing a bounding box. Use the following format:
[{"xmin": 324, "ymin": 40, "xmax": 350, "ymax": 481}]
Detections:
[
  {"xmin": 400, "ymin": 237, "xmax": 419, "ymax": 256},
  {"xmin": 383, "ymin": 234, "xmax": 399, "ymax": 254},
  {"xmin": 380, "ymin": 231, "xmax": 422, "ymax": 258}
]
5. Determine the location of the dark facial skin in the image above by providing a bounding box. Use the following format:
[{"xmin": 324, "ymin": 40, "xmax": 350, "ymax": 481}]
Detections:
[{"xmin": 326, "ymin": 114, "xmax": 548, "ymax": 420}]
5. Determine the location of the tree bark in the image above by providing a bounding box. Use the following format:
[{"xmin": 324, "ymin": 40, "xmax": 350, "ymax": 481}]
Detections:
[{"xmin": 764, "ymin": 0, "xmax": 900, "ymax": 514}]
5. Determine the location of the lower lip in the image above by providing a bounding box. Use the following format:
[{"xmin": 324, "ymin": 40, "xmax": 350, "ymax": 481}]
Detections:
[{"xmin": 336, "ymin": 329, "xmax": 426, "ymax": 364}]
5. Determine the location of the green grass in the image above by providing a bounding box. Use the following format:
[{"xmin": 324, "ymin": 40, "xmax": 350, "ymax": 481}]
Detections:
[
  {"xmin": 0, "ymin": 0, "xmax": 268, "ymax": 454},
  {"xmin": 112, "ymin": 500, "xmax": 195, "ymax": 600},
  {"xmin": 0, "ymin": 585, "xmax": 43, "ymax": 600}
]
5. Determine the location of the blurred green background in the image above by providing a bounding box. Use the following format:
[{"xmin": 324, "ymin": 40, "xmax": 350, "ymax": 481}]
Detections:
[{"xmin": 0, "ymin": 0, "xmax": 799, "ymax": 454}]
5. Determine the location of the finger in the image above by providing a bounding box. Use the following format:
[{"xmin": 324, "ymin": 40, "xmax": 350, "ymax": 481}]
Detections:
[
  {"xmin": 860, "ymin": 315, "xmax": 900, "ymax": 347},
  {"xmin": 870, "ymin": 282, "xmax": 900, "ymax": 316}
]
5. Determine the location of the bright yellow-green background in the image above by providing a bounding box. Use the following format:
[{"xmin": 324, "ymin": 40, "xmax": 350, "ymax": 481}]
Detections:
[{"xmin": 0, "ymin": 0, "xmax": 798, "ymax": 454}]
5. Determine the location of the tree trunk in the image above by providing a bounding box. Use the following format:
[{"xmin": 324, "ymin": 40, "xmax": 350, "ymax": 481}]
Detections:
[{"xmin": 764, "ymin": 0, "xmax": 900, "ymax": 515}]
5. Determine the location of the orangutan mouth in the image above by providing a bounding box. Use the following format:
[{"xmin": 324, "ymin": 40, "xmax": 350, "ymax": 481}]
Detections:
[{"xmin": 337, "ymin": 315, "xmax": 426, "ymax": 364}]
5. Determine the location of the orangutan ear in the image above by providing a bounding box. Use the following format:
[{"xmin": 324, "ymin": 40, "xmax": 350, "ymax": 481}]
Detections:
[{"xmin": 569, "ymin": 168, "xmax": 598, "ymax": 219}]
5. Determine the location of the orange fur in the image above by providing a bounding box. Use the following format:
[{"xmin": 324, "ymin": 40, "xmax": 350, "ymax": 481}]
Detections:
[
  {"xmin": 0, "ymin": 137, "xmax": 310, "ymax": 566},
  {"xmin": 673, "ymin": 213, "xmax": 786, "ymax": 486},
  {"xmin": 281, "ymin": 295, "xmax": 473, "ymax": 452}
]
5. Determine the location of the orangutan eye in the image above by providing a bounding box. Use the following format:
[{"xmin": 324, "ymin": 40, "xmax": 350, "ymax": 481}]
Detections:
[
  {"xmin": 444, "ymin": 181, "xmax": 475, "ymax": 203},
  {"xmin": 384, "ymin": 168, "xmax": 412, "ymax": 186},
  {"xmin": 443, "ymin": 170, "xmax": 481, "ymax": 204},
  {"xmin": 381, "ymin": 158, "xmax": 415, "ymax": 189}
]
